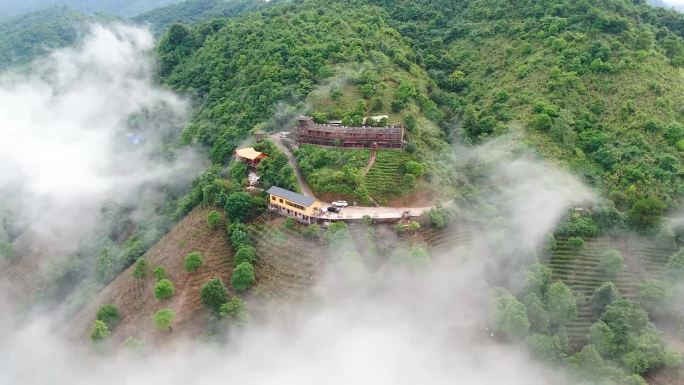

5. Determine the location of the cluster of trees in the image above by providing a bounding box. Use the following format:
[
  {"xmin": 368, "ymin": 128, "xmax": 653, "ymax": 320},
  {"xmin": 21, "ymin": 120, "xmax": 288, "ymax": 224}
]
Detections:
[
  {"xmin": 200, "ymin": 277, "xmax": 250, "ymax": 325},
  {"xmin": 363, "ymin": 0, "xmax": 684, "ymax": 232},
  {"xmin": 253, "ymin": 140, "xmax": 298, "ymax": 192},
  {"xmin": 90, "ymin": 304, "xmax": 121, "ymax": 343},
  {"xmin": 158, "ymin": 1, "xmax": 422, "ymax": 164},
  {"xmin": 492, "ymin": 261, "xmax": 681, "ymax": 383},
  {"xmin": 228, "ymin": 223, "xmax": 256, "ymax": 292}
]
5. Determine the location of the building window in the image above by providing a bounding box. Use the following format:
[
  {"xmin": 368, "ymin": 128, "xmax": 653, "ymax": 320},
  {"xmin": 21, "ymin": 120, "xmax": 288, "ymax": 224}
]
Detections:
[
  {"xmin": 279, "ymin": 198, "xmax": 283, "ymax": 203},
  {"xmin": 271, "ymin": 196, "xmax": 276, "ymax": 200}
]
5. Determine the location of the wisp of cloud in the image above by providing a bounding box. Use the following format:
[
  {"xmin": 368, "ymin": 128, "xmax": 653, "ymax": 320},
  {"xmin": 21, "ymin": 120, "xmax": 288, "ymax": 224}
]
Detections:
[{"xmin": 0, "ymin": 24, "xmax": 203, "ymax": 253}]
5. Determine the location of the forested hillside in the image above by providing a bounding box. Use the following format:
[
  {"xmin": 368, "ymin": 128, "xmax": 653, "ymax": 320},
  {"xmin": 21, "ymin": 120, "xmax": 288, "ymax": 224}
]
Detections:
[
  {"xmin": 157, "ymin": 1, "xmax": 451, "ymax": 171},
  {"xmin": 358, "ymin": 0, "xmax": 684, "ymax": 231},
  {"xmin": 0, "ymin": 7, "xmax": 94, "ymax": 70},
  {"xmin": 157, "ymin": 0, "xmax": 684, "ymax": 231},
  {"xmin": 134, "ymin": 0, "xmax": 266, "ymax": 34}
]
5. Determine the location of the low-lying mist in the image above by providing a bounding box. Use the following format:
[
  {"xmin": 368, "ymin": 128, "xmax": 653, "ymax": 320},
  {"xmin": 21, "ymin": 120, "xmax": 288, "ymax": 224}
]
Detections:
[
  {"xmin": 0, "ymin": 24, "xmax": 204, "ymax": 256},
  {"xmin": 0, "ymin": 107, "xmax": 598, "ymax": 384}
]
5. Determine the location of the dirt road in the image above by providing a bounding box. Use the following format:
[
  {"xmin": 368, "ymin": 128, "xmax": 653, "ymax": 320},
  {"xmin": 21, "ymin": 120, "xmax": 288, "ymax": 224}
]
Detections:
[{"xmin": 268, "ymin": 132, "xmax": 314, "ymax": 197}]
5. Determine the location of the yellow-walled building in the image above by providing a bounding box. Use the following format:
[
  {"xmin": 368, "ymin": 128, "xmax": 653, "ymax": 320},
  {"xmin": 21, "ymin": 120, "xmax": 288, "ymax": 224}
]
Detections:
[{"xmin": 267, "ymin": 186, "xmax": 321, "ymax": 224}]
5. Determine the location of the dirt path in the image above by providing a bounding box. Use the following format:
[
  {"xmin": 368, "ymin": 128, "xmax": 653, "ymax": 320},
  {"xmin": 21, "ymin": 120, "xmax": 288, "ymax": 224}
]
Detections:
[
  {"xmin": 268, "ymin": 133, "xmax": 314, "ymax": 197},
  {"xmin": 363, "ymin": 147, "xmax": 377, "ymax": 176}
]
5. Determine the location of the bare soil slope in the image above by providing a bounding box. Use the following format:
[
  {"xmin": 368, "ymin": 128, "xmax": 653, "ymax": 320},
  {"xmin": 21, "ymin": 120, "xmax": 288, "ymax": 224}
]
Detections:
[{"xmin": 69, "ymin": 206, "xmax": 233, "ymax": 344}]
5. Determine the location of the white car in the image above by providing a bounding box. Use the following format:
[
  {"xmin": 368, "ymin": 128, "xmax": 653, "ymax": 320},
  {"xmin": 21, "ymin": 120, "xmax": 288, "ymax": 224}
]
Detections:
[{"xmin": 332, "ymin": 200, "xmax": 349, "ymax": 208}]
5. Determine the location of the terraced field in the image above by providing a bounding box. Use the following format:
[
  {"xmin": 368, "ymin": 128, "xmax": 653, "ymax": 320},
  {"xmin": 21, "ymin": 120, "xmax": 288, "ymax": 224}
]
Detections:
[
  {"xmin": 391, "ymin": 222, "xmax": 475, "ymax": 257},
  {"xmin": 251, "ymin": 219, "xmax": 324, "ymax": 300},
  {"xmin": 547, "ymin": 237, "xmax": 677, "ymax": 350},
  {"xmin": 364, "ymin": 151, "xmax": 413, "ymax": 203}
]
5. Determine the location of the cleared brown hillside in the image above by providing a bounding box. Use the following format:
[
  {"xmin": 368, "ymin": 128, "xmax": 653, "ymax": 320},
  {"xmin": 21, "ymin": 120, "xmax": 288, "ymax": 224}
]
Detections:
[
  {"xmin": 250, "ymin": 215, "xmax": 325, "ymax": 301},
  {"xmin": 69, "ymin": 206, "xmax": 233, "ymax": 344}
]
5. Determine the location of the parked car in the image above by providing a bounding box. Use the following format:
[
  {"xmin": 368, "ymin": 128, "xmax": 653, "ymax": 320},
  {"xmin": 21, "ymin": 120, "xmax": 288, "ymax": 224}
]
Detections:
[
  {"xmin": 332, "ymin": 200, "xmax": 349, "ymax": 208},
  {"xmin": 327, "ymin": 206, "xmax": 340, "ymax": 213}
]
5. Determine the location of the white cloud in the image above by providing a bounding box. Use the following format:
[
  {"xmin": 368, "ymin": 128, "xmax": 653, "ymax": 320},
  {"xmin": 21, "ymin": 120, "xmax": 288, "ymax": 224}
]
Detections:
[
  {"xmin": 0, "ymin": 24, "xmax": 203, "ymax": 250},
  {"xmin": 0, "ymin": 136, "xmax": 594, "ymax": 385}
]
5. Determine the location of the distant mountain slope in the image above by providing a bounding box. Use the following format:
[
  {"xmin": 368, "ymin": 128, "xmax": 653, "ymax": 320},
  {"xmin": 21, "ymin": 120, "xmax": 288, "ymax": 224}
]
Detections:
[
  {"xmin": 364, "ymin": 0, "xmax": 684, "ymax": 223},
  {"xmin": 649, "ymin": 0, "xmax": 684, "ymax": 12},
  {"xmin": 0, "ymin": 0, "xmax": 185, "ymax": 19},
  {"xmin": 133, "ymin": 0, "xmax": 265, "ymax": 34},
  {"xmin": 0, "ymin": 7, "xmax": 94, "ymax": 71},
  {"xmin": 157, "ymin": 1, "xmax": 451, "ymax": 169}
]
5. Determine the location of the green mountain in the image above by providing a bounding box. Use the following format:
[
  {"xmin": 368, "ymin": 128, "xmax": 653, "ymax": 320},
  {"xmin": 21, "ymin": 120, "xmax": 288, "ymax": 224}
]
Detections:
[
  {"xmin": 0, "ymin": 0, "xmax": 186, "ymax": 19},
  {"xmin": 157, "ymin": 1, "xmax": 450, "ymax": 167},
  {"xmin": 0, "ymin": 7, "xmax": 95, "ymax": 71},
  {"xmin": 160, "ymin": 0, "xmax": 684, "ymax": 229},
  {"xmin": 133, "ymin": 0, "xmax": 266, "ymax": 34}
]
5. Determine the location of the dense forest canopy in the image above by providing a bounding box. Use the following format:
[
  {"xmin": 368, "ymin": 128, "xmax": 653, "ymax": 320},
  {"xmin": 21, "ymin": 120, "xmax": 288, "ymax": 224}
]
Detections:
[{"xmin": 156, "ymin": 0, "xmax": 684, "ymax": 232}]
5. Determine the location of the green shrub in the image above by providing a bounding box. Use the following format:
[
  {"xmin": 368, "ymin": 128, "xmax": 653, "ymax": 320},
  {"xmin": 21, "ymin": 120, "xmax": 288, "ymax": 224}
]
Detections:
[
  {"xmin": 96, "ymin": 304, "xmax": 121, "ymax": 330},
  {"xmin": 628, "ymin": 197, "xmax": 666, "ymax": 231},
  {"xmin": 591, "ymin": 282, "xmax": 620, "ymax": 317},
  {"xmin": 219, "ymin": 297, "xmax": 251, "ymax": 325},
  {"xmin": 184, "ymin": 252, "xmax": 204, "ymax": 272},
  {"xmin": 598, "ymin": 249, "xmax": 625, "ymax": 278},
  {"xmin": 231, "ymin": 262, "xmax": 256, "ymax": 292},
  {"xmin": 153, "ymin": 309, "xmax": 175, "ymax": 332},
  {"xmin": 229, "ymin": 223, "xmax": 251, "ymax": 248},
  {"xmin": 153, "ymin": 266, "xmax": 167, "ymax": 280},
  {"xmin": 302, "ymin": 224, "xmax": 322, "ymax": 240},
  {"xmin": 530, "ymin": 113, "xmax": 552, "ymax": 131},
  {"xmin": 408, "ymin": 221, "xmax": 421, "ymax": 232},
  {"xmin": 524, "ymin": 334, "xmax": 561, "ymax": 363},
  {"xmin": 132, "ymin": 258, "xmax": 149, "ymax": 279},
  {"xmin": 567, "ymin": 237, "xmax": 585, "ymax": 251},
  {"xmin": 284, "ymin": 217, "xmax": 296, "ymax": 230},
  {"xmin": 402, "ymin": 173, "xmax": 416, "ymax": 188},
  {"xmin": 492, "ymin": 288, "xmax": 530, "ymax": 340},
  {"xmin": 200, "ymin": 277, "xmax": 228, "ymax": 311},
  {"xmin": 154, "ymin": 279, "xmax": 175, "ymax": 300},
  {"xmin": 225, "ymin": 192, "xmax": 253, "ymax": 222},
  {"xmin": 207, "ymin": 210, "xmax": 223, "ymax": 229},
  {"xmin": 229, "ymin": 161, "xmax": 249, "ymax": 184},
  {"xmin": 90, "ymin": 320, "xmax": 111, "ymax": 342},
  {"xmin": 426, "ymin": 208, "xmax": 447, "ymax": 229},
  {"xmin": 556, "ymin": 216, "xmax": 598, "ymax": 237},
  {"xmin": 234, "ymin": 245, "xmax": 256, "ymax": 265},
  {"xmin": 326, "ymin": 222, "xmax": 351, "ymax": 244},
  {"xmin": 403, "ymin": 161, "xmax": 425, "ymax": 177}
]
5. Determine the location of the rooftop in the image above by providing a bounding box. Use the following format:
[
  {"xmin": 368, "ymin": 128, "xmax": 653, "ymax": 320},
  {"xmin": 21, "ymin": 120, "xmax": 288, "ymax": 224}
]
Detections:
[
  {"xmin": 267, "ymin": 186, "xmax": 316, "ymax": 207},
  {"xmin": 299, "ymin": 124, "xmax": 403, "ymax": 135},
  {"xmin": 234, "ymin": 147, "xmax": 266, "ymax": 161}
]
